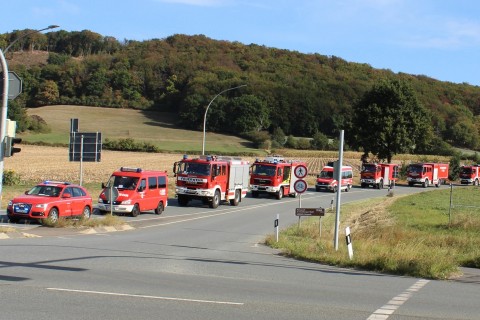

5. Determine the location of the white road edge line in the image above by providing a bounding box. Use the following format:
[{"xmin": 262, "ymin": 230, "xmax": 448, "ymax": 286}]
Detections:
[
  {"xmin": 46, "ymin": 287, "xmax": 244, "ymax": 306},
  {"xmin": 366, "ymin": 279, "xmax": 430, "ymax": 320}
]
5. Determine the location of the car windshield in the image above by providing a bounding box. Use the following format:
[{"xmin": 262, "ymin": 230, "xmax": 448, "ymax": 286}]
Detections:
[
  {"xmin": 318, "ymin": 170, "xmax": 333, "ymax": 178},
  {"xmin": 252, "ymin": 165, "xmax": 276, "ymax": 177},
  {"xmin": 108, "ymin": 176, "xmax": 139, "ymax": 190},
  {"xmin": 28, "ymin": 185, "xmax": 62, "ymax": 197}
]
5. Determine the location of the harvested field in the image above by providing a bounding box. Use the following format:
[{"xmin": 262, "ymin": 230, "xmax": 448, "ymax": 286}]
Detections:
[{"xmin": 4, "ymin": 145, "xmax": 368, "ymax": 184}]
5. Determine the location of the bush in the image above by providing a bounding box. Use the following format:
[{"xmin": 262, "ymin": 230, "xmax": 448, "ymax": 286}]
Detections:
[{"xmin": 3, "ymin": 170, "xmax": 21, "ymax": 186}]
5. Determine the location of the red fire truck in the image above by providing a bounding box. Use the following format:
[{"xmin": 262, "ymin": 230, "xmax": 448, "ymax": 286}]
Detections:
[
  {"xmin": 459, "ymin": 165, "xmax": 480, "ymax": 185},
  {"xmin": 250, "ymin": 156, "xmax": 307, "ymax": 199},
  {"xmin": 315, "ymin": 165, "xmax": 353, "ymax": 192},
  {"xmin": 360, "ymin": 163, "xmax": 399, "ymax": 189},
  {"xmin": 407, "ymin": 163, "xmax": 449, "ymax": 188},
  {"xmin": 173, "ymin": 155, "xmax": 250, "ymax": 208}
]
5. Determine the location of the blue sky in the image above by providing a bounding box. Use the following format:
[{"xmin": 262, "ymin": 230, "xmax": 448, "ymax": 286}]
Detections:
[{"xmin": 2, "ymin": 0, "xmax": 480, "ymax": 86}]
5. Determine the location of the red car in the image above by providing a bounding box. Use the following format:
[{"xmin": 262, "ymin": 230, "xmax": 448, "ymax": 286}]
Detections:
[{"xmin": 7, "ymin": 181, "xmax": 93, "ymax": 225}]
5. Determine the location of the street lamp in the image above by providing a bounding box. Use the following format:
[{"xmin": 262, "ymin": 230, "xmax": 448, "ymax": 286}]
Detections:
[
  {"xmin": 0, "ymin": 25, "xmax": 59, "ymax": 206},
  {"xmin": 202, "ymin": 84, "xmax": 246, "ymax": 155}
]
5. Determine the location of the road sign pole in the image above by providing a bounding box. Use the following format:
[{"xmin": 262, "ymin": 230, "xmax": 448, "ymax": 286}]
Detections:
[
  {"xmin": 0, "ymin": 49, "xmax": 9, "ymax": 207},
  {"xmin": 334, "ymin": 130, "xmax": 344, "ymax": 251}
]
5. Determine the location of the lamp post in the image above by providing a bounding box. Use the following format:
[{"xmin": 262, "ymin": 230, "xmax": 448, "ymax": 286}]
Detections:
[
  {"xmin": 0, "ymin": 25, "xmax": 59, "ymax": 206},
  {"xmin": 202, "ymin": 84, "xmax": 246, "ymax": 155}
]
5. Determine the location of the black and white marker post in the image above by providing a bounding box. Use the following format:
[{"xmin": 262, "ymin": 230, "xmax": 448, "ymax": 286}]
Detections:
[
  {"xmin": 274, "ymin": 214, "xmax": 279, "ymax": 242},
  {"xmin": 345, "ymin": 226, "xmax": 353, "ymax": 259}
]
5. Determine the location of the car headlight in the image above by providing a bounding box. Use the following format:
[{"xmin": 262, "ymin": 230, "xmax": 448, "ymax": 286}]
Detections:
[
  {"xmin": 121, "ymin": 199, "xmax": 132, "ymax": 205},
  {"xmin": 98, "ymin": 198, "xmax": 104, "ymax": 203},
  {"xmin": 35, "ymin": 204, "xmax": 48, "ymax": 210},
  {"xmin": 7, "ymin": 200, "xmax": 12, "ymax": 207}
]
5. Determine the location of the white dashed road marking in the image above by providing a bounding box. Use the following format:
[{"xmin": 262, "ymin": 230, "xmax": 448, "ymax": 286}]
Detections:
[{"xmin": 367, "ymin": 279, "xmax": 430, "ymax": 320}]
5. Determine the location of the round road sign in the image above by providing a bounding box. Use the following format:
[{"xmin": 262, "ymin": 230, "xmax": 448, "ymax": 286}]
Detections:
[
  {"xmin": 294, "ymin": 164, "xmax": 308, "ymax": 179},
  {"xmin": 293, "ymin": 179, "xmax": 308, "ymax": 194}
]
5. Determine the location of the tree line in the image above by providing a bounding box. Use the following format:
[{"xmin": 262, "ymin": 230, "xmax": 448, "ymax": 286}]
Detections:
[{"xmin": 2, "ymin": 29, "xmax": 480, "ymax": 156}]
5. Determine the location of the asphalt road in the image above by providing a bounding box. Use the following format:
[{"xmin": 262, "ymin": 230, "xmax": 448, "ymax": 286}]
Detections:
[{"xmin": 0, "ymin": 185, "xmax": 478, "ymax": 320}]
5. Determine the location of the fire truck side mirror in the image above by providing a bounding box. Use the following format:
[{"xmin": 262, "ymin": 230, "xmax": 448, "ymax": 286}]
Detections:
[{"xmin": 173, "ymin": 162, "xmax": 178, "ymax": 177}]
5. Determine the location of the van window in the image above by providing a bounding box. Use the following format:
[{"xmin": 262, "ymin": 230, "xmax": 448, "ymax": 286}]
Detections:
[
  {"xmin": 148, "ymin": 176, "xmax": 157, "ymax": 189},
  {"xmin": 342, "ymin": 170, "xmax": 353, "ymax": 179},
  {"xmin": 139, "ymin": 178, "xmax": 147, "ymax": 191},
  {"xmin": 158, "ymin": 176, "xmax": 167, "ymax": 188}
]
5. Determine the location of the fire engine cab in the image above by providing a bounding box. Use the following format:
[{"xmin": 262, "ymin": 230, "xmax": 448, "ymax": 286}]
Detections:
[
  {"xmin": 407, "ymin": 162, "xmax": 449, "ymax": 188},
  {"xmin": 173, "ymin": 155, "xmax": 250, "ymax": 208},
  {"xmin": 459, "ymin": 165, "xmax": 480, "ymax": 185},
  {"xmin": 250, "ymin": 156, "xmax": 307, "ymax": 199},
  {"xmin": 360, "ymin": 163, "xmax": 399, "ymax": 189}
]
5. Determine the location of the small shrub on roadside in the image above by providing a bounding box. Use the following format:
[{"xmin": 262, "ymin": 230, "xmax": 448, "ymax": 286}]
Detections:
[{"xmin": 3, "ymin": 170, "xmax": 21, "ymax": 186}]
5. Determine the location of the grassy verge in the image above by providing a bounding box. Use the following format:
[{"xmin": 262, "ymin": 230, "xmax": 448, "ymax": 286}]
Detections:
[
  {"xmin": 266, "ymin": 187, "xmax": 480, "ymax": 279},
  {"xmin": 41, "ymin": 214, "xmax": 125, "ymax": 228}
]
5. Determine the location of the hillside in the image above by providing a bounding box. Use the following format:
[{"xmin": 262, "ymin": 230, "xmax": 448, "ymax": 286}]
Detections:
[
  {"xmin": 5, "ymin": 30, "xmax": 480, "ymax": 152},
  {"xmin": 21, "ymin": 105, "xmax": 261, "ymax": 155}
]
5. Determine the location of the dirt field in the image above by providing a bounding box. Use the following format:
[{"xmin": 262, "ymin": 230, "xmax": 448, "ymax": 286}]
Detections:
[{"xmin": 3, "ymin": 145, "xmax": 367, "ymax": 184}]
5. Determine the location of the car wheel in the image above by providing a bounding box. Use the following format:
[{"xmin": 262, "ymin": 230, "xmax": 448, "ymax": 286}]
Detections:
[
  {"xmin": 131, "ymin": 204, "xmax": 140, "ymax": 217},
  {"xmin": 230, "ymin": 189, "xmax": 240, "ymax": 206},
  {"xmin": 210, "ymin": 190, "xmax": 221, "ymax": 208},
  {"xmin": 82, "ymin": 206, "xmax": 91, "ymax": 220},
  {"xmin": 8, "ymin": 216, "xmax": 20, "ymax": 223},
  {"xmin": 46, "ymin": 208, "xmax": 59, "ymax": 225},
  {"xmin": 155, "ymin": 201, "xmax": 164, "ymax": 215}
]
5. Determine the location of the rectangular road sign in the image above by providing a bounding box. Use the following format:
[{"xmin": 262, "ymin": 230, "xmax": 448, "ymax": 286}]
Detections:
[
  {"xmin": 69, "ymin": 132, "xmax": 102, "ymax": 162},
  {"xmin": 295, "ymin": 208, "xmax": 325, "ymax": 216}
]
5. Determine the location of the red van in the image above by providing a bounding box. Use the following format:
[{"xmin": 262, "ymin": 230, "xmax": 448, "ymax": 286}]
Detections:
[
  {"xmin": 315, "ymin": 165, "xmax": 353, "ymax": 192},
  {"xmin": 97, "ymin": 167, "xmax": 168, "ymax": 216}
]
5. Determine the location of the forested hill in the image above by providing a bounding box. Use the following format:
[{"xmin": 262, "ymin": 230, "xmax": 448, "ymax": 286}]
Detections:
[{"xmin": 3, "ymin": 29, "xmax": 480, "ymax": 150}]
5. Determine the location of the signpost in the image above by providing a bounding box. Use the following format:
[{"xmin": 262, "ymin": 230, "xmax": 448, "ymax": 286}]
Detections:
[{"xmin": 295, "ymin": 208, "xmax": 325, "ymax": 216}]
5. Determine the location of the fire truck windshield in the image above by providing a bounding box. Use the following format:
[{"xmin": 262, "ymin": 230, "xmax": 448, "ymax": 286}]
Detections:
[
  {"xmin": 252, "ymin": 165, "xmax": 276, "ymax": 177},
  {"xmin": 362, "ymin": 165, "xmax": 376, "ymax": 173},
  {"xmin": 408, "ymin": 166, "xmax": 423, "ymax": 174},
  {"xmin": 318, "ymin": 170, "xmax": 333, "ymax": 178},
  {"xmin": 109, "ymin": 176, "xmax": 139, "ymax": 190},
  {"xmin": 461, "ymin": 167, "xmax": 473, "ymax": 174},
  {"xmin": 179, "ymin": 163, "xmax": 211, "ymax": 176}
]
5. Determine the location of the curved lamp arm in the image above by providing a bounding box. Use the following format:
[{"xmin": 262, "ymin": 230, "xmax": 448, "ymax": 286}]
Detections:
[{"xmin": 202, "ymin": 84, "xmax": 247, "ymax": 155}]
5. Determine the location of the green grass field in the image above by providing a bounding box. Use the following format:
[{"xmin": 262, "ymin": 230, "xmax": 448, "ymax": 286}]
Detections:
[
  {"xmin": 266, "ymin": 187, "xmax": 480, "ymax": 280},
  {"xmin": 20, "ymin": 105, "xmax": 263, "ymax": 155}
]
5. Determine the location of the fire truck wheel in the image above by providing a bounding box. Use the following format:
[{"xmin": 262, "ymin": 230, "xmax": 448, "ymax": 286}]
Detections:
[
  {"xmin": 155, "ymin": 201, "xmax": 164, "ymax": 215},
  {"xmin": 332, "ymin": 186, "xmax": 337, "ymax": 193},
  {"xmin": 378, "ymin": 180, "xmax": 383, "ymax": 189},
  {"xmin": 251, "ymin": 191, "xmax": 259, "ymax": 198},
  {"xmin": 210, "ymin": 190, "xmax": 221, "ymax": 208},
  {"xmin": 131, "ymin": 204, "xmax": 140, "ymax": 217},
  {"xmin": 178, "ymin": 195, "xmax": 188, "ymax": 206},
  {"xmin": 346, "ymin": 184, "xmax": 351, "ymax": 192},
  {"xmin": 230, "ymin": 190, "xmax": 241, "ymax": 206},
  {"xmin": 475, "ymin": 179, "xmax": 479, "ymax": 186},
  {"xmin": 423, "ymin": 179, "xmax": 429, "ymax": 188},
  {"xmin": 276, "ymin": 188, "xmax": 284, "ymax": 200}
]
